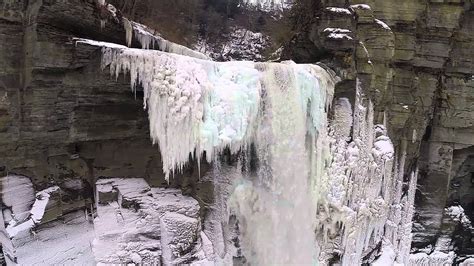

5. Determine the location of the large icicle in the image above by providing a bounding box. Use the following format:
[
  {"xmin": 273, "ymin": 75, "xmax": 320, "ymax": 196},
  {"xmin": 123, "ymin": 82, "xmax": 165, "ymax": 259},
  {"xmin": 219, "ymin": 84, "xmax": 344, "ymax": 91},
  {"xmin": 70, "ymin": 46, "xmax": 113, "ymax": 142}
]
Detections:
[
  {"xmin": 316, "ymin": 81, "xmax": 417, "ymax": 265},
  {"xmin": 130, "ymin": 22, "xmax": 210, "ymax": 60},
  {"xmin": 94, "ymin": 41, "xmax": 333, "ymax": 182}
]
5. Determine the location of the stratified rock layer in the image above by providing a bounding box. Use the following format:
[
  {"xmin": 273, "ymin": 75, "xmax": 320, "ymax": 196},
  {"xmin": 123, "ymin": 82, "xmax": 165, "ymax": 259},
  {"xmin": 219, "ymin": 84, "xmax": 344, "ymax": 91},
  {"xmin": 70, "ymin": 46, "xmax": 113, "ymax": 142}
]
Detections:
[{"xmin": 284, "ymin": 0, "xmax": 474, "ymax": 262}]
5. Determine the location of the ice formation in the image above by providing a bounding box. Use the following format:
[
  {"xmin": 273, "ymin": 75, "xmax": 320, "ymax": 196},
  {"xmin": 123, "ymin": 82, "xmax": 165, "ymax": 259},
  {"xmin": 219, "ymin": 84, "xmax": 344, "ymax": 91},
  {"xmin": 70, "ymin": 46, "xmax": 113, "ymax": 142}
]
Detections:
[
  {"xmin": 128, "ymin": 21, "xmax": 209, "ymax": 60},
  {"xmin": 87, "ymin": 39, "xmax": 335, "ymax": 263},
  {"xmin": 0, "ymin": 38, "xmax": 418, "ymax": 265},
  {"xmin": 317, "ymin": 87, "xmax": 417, "ymax": 264},
  {"xmin": 93, "ymin": 41, "xmax": 333, "ymax": 182},
  {"xmin": 71, "ymin": 39, "xmax": 415, "ymax": 264}
]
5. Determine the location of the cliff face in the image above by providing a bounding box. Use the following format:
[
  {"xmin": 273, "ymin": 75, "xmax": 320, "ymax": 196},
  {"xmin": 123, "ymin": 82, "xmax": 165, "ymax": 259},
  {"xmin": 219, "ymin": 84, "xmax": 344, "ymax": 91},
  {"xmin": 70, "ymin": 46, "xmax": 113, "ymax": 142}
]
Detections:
[
  {"xmin": 284, "ymin": 0, "xmax": 474, "ymax": 258},
  {"xmin": 0, "ymin": 0, "xmax": 473, "ymax": 264},
  {"xmin": 1, "ymin": 1, "xmax": 213, "ymax": 264},
  {"xmin": 0, "ymin": 0, "xmax": 213, "ymax": 189}
]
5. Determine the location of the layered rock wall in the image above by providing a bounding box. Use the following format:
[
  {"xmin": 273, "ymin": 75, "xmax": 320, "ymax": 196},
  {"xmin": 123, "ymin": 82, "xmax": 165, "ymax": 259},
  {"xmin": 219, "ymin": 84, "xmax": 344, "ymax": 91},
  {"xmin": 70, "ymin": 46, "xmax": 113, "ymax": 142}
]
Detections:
[{"xmin": 284, "ymin": 0, "xmax": 474, "ymax": 259}]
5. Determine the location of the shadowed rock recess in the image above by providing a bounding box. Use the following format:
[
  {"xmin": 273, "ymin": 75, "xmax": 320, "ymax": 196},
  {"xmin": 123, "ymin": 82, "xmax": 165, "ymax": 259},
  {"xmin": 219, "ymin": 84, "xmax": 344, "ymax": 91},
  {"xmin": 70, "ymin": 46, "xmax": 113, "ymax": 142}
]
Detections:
[{"xmin": 0, "ymin": 0, "xmax": 473, "ymax": 265}]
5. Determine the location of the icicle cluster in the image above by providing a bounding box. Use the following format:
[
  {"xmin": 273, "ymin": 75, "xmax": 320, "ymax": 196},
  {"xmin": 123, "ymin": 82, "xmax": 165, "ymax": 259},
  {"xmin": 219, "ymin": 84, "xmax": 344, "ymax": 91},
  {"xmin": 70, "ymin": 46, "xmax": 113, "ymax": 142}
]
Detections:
[
  {"xmin": 128, "ymin": 22, "xmax": 209, "ymax": 60},
  {"xmin": 316, "ymin": 80, "xmax": 417, "ymax": 265},
  {"xmin": 98, "ymin": 44, "xmax": 333, "ymax": 181}
]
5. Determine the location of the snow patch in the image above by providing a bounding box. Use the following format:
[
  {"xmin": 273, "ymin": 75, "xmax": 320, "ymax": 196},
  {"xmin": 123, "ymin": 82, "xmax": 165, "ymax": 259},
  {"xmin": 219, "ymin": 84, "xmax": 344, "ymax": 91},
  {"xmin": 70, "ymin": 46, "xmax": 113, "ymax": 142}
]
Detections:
[
  {"xmin": 323, "ymin": 28, "xmax": 353, "ymax": 40},
  {"xmin": 241, "ymin": 0, "xmax": 292, "ymax": 12},
  {"xmin": 375, "ymin": 19, "xmax": 392, "ymax": 31},
  {"xmin": 350, "ymin": 4, "xmax": 371, "ymax": 10},
  {"xmin": 325, "ymin": 7, "xmax": 352, "ymax": 15},
  {"xmin": 410, "ymin": 251, "xmax": 456, "ymax": 266},
  {"xmin": 5, "ymin": 186, "xmax": 59, "ymax": 238},
  {"xmin": 460, "ymin": 258, "xmax": 474, "ymax": 266},
  {"xmin": 446, "ymin": 205, "xmax": 473, "ymax": 229},
  {"xmin": 195, "ymin": 27, "xmax": 269, "ymax": 61},
  {"xmin": 372, "ymin": 246, "xmax": 396, "ymax": 266}
]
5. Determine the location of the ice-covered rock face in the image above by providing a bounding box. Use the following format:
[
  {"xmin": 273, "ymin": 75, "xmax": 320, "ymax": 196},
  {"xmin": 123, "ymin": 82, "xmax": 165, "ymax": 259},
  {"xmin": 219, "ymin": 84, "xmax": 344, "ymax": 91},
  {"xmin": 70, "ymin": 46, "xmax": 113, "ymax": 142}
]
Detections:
[
  {"xmin": 0, "ymin": 36, "xmax": 413, "ymax": 265},
  {"xmin": 83, "ymin": 39, "xmax": 415, "ymax": 265},
  {"xmin": 90, "ymin": 39, "xmax": 335, "ymax": 264},
  {"xmin": 319, "ymin": 88, "xmax": 416, "ymax": 265}
]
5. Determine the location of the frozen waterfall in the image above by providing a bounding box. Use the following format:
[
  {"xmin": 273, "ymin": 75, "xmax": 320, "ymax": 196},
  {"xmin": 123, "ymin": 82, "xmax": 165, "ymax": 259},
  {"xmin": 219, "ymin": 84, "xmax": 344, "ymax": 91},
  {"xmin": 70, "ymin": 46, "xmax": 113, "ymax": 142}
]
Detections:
[{"xmin": 77, "ymin": 38, "xmax": 416, "ymax": 265}]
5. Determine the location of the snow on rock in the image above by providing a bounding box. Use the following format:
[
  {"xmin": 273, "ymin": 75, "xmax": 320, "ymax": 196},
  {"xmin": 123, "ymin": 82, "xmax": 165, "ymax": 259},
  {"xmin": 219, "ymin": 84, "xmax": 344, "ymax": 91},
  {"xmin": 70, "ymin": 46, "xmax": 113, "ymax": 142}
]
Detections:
[
  {"xmin": 375, "ymin": 19, "xmax": 392, "ymax": 31},
  {"xmin": 145, "ymin": 188, "xmax": 200, "ymax": 218},
  {"xmin": 30, "ymin": 186, "xmax": 60, "ymax": 223},
  {"xmin": 325, "ymin": 7, "xmax": 352, "ymax": 15},
  {"xmin": 460, "ymin": 258, "xmax": 474, "ymax": 266},
  {"xmin": 130, "ymin": 22, "xmax": 209, "ymax": 60},
  {"xmin": 4, "ymin": 185, "xmax": 60, "ymax": 239},
  {"xmin": 1, "ymin": 175, "xmax": 35, "ymax": 223},
  {"xmin": 77, "ymin": 20, "xmax": 210, "ymax": 60},
  {"xmin": 240, "ymin": 0, "xmax": 292, "ymax": 12},
  {"xmin": 75, "ymin": 38, "xmax": 128, "ymax": 49},
  {"xmin": 7, "ymin": 210, "xmax": 95, "ymax": 265},
  {"xmin": 445, "ymin": 205, "xmax": 473, "ymax": 229},
  {"xmin": 1, "ymin": 183, "xmax": 65, "ymax": 264},
  {"xmin": 409, "ymin": 251, "xmax": 456, "ymax": 266},
  {"xmin": 160, "ymin": 212, "xmax": 199, "ymax": 264},
  {"xmin": 323, "ymin": 28, "xmax": 351, "ymax": 34},
  {"xmin": 350, "ymin": 4, "xmax": 371, "ymax": 10},
  {"xmin": 93, "ymin": 178, "xmax": 203, "ymax": 265},
  {"xmin": 323, "ymin": 28, "xmax": 353, "ymax": 40},
  {"xmin": 195, "ymin": 27, "xmax": 269, "ymax": 61}
]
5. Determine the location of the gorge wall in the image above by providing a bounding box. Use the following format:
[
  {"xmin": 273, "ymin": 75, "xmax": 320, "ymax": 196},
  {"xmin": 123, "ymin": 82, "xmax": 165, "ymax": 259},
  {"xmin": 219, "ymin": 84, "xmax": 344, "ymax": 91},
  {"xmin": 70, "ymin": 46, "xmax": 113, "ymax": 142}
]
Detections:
[
  {"xmin": 283, "ymin": 0, "xmax": 474, "ymax": 260},
  {"xmin": 0, "ymin": 0, "xmax": 473, "ymax": 264}
]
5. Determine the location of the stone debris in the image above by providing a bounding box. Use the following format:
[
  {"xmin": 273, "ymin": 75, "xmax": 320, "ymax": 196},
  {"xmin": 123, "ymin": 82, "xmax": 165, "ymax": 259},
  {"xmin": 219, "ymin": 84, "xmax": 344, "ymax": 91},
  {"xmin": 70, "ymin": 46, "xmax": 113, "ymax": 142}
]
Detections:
[{"xmin": 1, "ymin": 176, "xmax": 210, "ymax": 265}]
